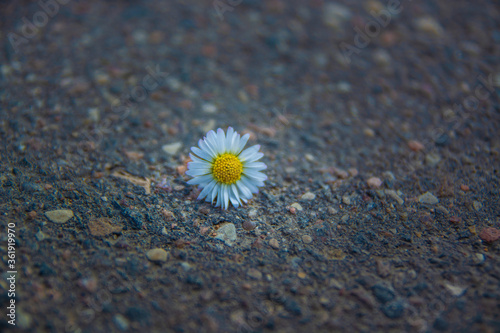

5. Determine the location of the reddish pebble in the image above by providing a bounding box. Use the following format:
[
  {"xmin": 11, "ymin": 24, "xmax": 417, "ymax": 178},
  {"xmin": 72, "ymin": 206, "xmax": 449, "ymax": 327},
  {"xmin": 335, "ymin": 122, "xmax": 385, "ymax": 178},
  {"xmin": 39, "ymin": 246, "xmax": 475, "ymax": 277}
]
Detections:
[
  {"xmin": 449, "ymin": 216, "xmax": 461, "ymax": 224},
  {"xmin": 27, "ymin": 211, "xmax": 37, "ymax": 219},
  {"xmin": 289, "ymin": 206, "xmax": 297, "ymax": 214},
  {"xmin": 367, "ymin": 177, "xmax": 383, "ymax": 189},
  {"xmin": 479, "ymin": 227, "xmax": 500, "ymax": 243},
  {"xmin": 408, "ymin": 140, "xmax": 425, "ymax": 152},
  {"xmin": 242, "ymin": 220, "xmax": 256, "ymax": 231},
  {"xmin": 460, "ymin": 184, "xmax": 470, "ymax": 191}
]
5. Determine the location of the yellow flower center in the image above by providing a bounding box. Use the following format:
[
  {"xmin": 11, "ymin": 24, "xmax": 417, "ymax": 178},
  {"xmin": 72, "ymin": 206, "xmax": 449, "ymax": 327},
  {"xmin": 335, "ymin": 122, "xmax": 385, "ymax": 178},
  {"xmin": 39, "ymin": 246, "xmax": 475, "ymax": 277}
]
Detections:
[{"xmin": 212, "ymin": 153, "xmax": 243, "ymax": 184}]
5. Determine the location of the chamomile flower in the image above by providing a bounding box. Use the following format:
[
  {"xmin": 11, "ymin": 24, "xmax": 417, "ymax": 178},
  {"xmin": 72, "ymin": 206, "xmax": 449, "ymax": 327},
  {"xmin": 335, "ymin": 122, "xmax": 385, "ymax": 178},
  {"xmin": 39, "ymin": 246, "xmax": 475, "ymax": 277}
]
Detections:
[{"xmin": 186, "ymin": 127, "xmax": 267, "ymax": 209}]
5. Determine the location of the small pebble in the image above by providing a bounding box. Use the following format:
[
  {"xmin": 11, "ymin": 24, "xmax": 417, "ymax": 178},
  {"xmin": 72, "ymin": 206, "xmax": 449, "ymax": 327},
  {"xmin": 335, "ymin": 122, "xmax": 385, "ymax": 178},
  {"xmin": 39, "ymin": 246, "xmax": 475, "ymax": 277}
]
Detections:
[
  {"xmin": 146, "ymin": 248, "xmax": 169, "ymax": 263},
  {"xmin": 242, "ymin": 220, "xmax": 256, "ymax": 231},
  {"xmin": 328, "ymin": 207, "xmax": 338, "ymax": 214},
  {"xmin": 408, "ymin": 140, "xmax": 425, "ymax": 152},
  {"xmin": 385, "ymin": 190, "xmax": 404, "ymax": 205},
  {"xmin": 425, "ymin": 153, "xmax": 441, "ymax": 166},
  {"xmin": 322, "ymin": 3, "xmax": 352, "ymax": 29},
  {"xmin": 342, "ymin": 195, "xmax": 351, "ymax": 205},
  {"xmin": 444, "ymin": 283, "xmax": 466, "ymax": 297},
  {"xmin": 363, "ymin": 128, "xmax": 375, "ymax": 137},
  {"xmin": 162, "ymin": 142, "xmax": 182, "ymax": 155},
  {"xmin": 302, "ymin": 235, "xmax": 313, "ymax": 244},
  {"xmin": 247, "ymin": 268, "xmax": 262, "ymax": 280},
  {"xmin": 367, "ymin": 177, "xmax": 383, "ymax": 189},
  {"xmin": 45, "ymin": 209, "xmax": 74, "ymax": 224},
  {"xmin": 35, "ymin": 231, "xmax": 47, "ymax": 241},
  {"xmin": 415, "ymin": 16, "xmax": 444, "ymax": 37},
  {"xmin": 269, "ymin": 238, "xmax": 279, "ymax": 249},
  {"xmin": 479, "ymin": 227, "xmax": 500, "ymax": 243},
  {"xmin": 214, "ymin": 223, "xmax": 237, "ymax": 246},
  {"xmin": 291, "ymin": 202, "xmax": 303, "ymax": 211},
  {"xmin": 113, "ymin": 314, "xmax": 130, "ymax": 331},
  {"xmin": 418, "ymin": 192, "xmax": 439, "ymax": 205},
  {"xmin": 248, "ymin": 209, "xmax": 258, "ymax": 218},
  {"xmin": 301, "ymin": 192, "xmax": 316, "ymax": 200},
  {"xmin": 88, "ymin": 217, "xmax": 122, "ymax": 237},
  {"xmin": 472, "ymin": 201, "xmax": 482, "ymax": 211},
  {"xmin": 202, "ymin": 103, "xmax": 217, "ymax": 114}
]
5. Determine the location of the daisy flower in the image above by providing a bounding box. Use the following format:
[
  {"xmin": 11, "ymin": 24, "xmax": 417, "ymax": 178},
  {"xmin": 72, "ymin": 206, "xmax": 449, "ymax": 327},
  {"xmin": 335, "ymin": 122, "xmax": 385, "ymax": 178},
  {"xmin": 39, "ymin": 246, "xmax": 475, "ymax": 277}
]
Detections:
[{"xmin": 186, "ymin": 127, "xmax": 267, "ymax": 209}]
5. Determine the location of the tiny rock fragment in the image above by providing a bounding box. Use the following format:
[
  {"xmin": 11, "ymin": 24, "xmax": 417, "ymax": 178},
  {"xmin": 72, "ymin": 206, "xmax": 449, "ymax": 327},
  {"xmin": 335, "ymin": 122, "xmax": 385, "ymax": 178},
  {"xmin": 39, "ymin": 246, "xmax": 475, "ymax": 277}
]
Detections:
[
  {"xmin": 88, "ymin": 217, "xmax": 123, "ymax": 236},
  {"xmin": 247, "ymin": 268, "xmax": 262, "ymax": 280},
  {"xmin": 376, "ymin": 259, "xmax": 391, "ymax": 277},
  {"xmin": 202, "ymin": 103, "xmax": 217, "ymax": 114},
  {"xmin": 214, "ymin": 223, "xmax": 237, "ymax": 246},
  {"xmin": 479, "ymin": 227, "xmax": 500, "ymax": 243},
  {"xmin": 290, "ymin": 202, "xmax": 303, "ymax": 211},
  {"xmin": 348, "ymin": 168, "xmax": 359, "ymax": 177},
  {"xmin": 408, "ymin": 140, "xmax": 425, "ymax": 152},
  {"xmin": 242, "ymin": 220, "xmax": 256, "ymax": 231},
  {"xmin": 302, "ymin": 235, "xmax": 313, "ymax": 244},
  {"xmin": 162, "ymin": 142, "xmax": 182, "ymax": 155},
  {"xmin": 45, "ymin": 209, "xmax": 74, "ymax": 224},
  {"xmin": 161, "ymin": 209, "xmax": 175, "ymax": 221},
  {"xmin": 146, "ymin": 248, "xmax": 169, "ymax": 263},
  {"xmin": 328, "ymin": 207, "xmax": 338, "ymax": 214},
  {"xmin": 111, "ymin": 170, "xmax": 151, "ymax": 195},
  {"xmin": 269, "ymin": 238, "xmax": 279, "ymax": 249},
  {"xmin": 364, "ymin": 128, "xmax": 375, "ymax": 137},
  {"xmin": 415, "ymin": 16, "xmax": 444, "ymax": 37},
  {"xmin": 124, "ymin": 151, "xmax": 144, "ymax": 161},
  {"xmin": 460, "ymin": 184, "xmax": 470, "ymax": 191},
  {"xmin": 444, "ymin": 283, "xmax": 466, "ymax": 297},
  {"xmin": 323, "ymin": 3, "xmax": 352, "ymax": 29},
  {"xmin": 418, "ymin": 191, "xmax": 439, "ymax": 205},
  {"xmin": 367, "ymin": 177, "xmax": 383, "ymax": 189},
  {"xmin": 301, "ymin": 192, "xmax": 316, "ymax": 201}
]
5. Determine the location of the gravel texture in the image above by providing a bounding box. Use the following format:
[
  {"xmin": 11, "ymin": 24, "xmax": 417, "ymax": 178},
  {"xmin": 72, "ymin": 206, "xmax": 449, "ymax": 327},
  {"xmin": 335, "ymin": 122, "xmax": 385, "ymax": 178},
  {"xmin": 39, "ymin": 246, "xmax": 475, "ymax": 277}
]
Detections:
[{"xmin": 1, "ymin": 0, "xmax": 499, "ymax": 332}]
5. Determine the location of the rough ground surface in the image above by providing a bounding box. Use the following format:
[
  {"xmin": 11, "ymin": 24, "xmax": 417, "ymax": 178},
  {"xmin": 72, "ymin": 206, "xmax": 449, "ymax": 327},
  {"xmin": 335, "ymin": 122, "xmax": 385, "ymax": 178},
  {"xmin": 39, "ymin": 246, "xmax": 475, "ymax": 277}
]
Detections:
[{"xmin": 1, "ymin": 0, "xmax": 499, "ymax": 332}]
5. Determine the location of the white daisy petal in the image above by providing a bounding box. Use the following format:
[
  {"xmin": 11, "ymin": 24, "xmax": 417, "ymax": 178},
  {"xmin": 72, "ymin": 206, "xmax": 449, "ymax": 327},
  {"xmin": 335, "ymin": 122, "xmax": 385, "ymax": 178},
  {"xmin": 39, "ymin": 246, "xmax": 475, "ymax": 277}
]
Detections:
[
  {"xmin": 206, "ymin": 131, "xmax": 219, "ymax": 153},
  {"xmin": 245, "ymin": 152, "xmax": 264, "ymax": 163},
  {"xmin": 187, "ymin": 174, "xmax": 213, "ymax": 185},
  {"xmin": 225, "ymin": 127, "xmax": 234, "ymax": 150},
  {"xmin": 243, "ymin": 162, "xmax": 267, "ymax": 171},
  {"xmin": 230, "ymin": 184, "xmax": 240, "ymax": 203},
  {"xmin": 238, "ymin": 145, "xmax": 261, "ymax": 162},
  {"xmin": 244, "ymin": 170, "xmax": 268, "ymax": 182},
  {"xmin": 189, "ymin": 153, "xmax": 206, "ymax": 164},
  {"xmin": 236, "ymin": 133, "xmax": 250, "ymax": 154},
  {"xmin": 240, "ymin": 175, "xmax": 260, "ymax": 193},
  {"xmin": 198, "ymin": 179, "xmax": 217, "ymax": 200},
  {"xmin": 211, "ymin": 184, "xmax": 219, "ymax": 204},
  {"xmin": 191, "ymin": 147, "xmax": 212, "ymax": 161},
  {"xmin": 199, "ymin": 139, "xmax": 217, "ymax": 159},
  {"xmin": 223, "ymin": 184, "xmax": 230, "ymax": 210},
  {"xmin": 216, "ymin": 128, "xmax": 226, "ymax": 153},
  {"xmin": 236, "ymin": 179, "xmax": 254, "ymax": 199},
  {"xmin": 229, "ymin": 187, "xmax": 240, "ymax": 208},
  {"xmin": 215, "ymin": 186, "xmax": 222, "ymax": 207},
  {"xmin": 185, "ymin": 127, "xmax": 267, "ymax": 209},
  {"xmin": 186, "ymin": 168, "xmax": 211, "ymax": 177}
]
